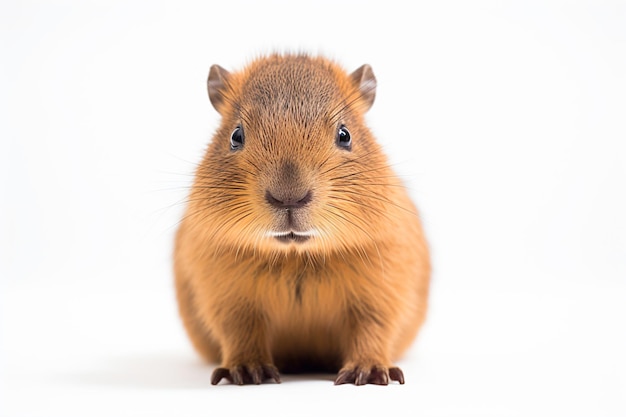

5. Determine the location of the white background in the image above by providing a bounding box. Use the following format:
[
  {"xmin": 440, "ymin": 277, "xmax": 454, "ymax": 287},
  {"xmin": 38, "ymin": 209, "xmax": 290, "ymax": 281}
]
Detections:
[{"xmin": 1, "ymin": 1, "xmax": 625, "ymax": 416}]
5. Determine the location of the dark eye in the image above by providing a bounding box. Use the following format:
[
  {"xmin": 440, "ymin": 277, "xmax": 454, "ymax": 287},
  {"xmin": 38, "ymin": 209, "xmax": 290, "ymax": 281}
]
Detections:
[
  {"xmin": 336, "ymin": 125, "xmax": 352, "ymax": 150},
  {"xmin": 230, "ymin": 125, "xmax": 245, "ymax": 151}
]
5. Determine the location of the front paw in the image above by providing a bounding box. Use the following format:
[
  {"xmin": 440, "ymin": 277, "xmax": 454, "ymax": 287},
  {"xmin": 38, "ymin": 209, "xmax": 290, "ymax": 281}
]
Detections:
[
  {"xmin": 334, "ymin": 364, "xmax": 405, "ymax": 386},
  {"xmin": 211, "ymin": 363, "xmax": 281, "ymax": 385}
]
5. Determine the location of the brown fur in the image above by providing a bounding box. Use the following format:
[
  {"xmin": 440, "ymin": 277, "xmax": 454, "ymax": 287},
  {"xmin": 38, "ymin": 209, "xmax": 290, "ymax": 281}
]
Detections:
[{"xmin": 174, "ymin": 53, "xmax": 430, "ymax": 385}]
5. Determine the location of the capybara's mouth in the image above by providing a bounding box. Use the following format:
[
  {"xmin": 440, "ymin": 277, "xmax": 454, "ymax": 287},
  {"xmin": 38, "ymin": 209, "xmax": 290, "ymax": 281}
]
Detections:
[
  {"xmin": 268, "ymin": 230, "xmax": 315, "ymax": 244},
  {"xmin": 275, "ymin": 231, "xmax": 311, "ymax": 244}
]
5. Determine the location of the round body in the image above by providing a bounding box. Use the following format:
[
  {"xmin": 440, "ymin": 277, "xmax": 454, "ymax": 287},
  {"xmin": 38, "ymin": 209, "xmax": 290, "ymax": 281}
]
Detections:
[{"xmin": 174, "ymin": 54, "xmax": 430, "ymax": 385}]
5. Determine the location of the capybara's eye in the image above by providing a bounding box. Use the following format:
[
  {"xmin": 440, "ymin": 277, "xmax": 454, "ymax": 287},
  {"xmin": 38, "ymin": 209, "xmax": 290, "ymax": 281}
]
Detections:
[
  {"xmin": 230, "ymin": 125, "xmax": 245, "ymax": 151},
  {"xmin": 336, "ymin": 124, "xmax": 352, "ymax": 150}
]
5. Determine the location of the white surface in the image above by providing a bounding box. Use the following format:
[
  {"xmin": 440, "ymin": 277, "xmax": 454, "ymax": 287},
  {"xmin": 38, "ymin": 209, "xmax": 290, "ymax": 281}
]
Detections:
[{"xmin": 1, "ymin": 1, "xmax": 625, "ymax": 416}]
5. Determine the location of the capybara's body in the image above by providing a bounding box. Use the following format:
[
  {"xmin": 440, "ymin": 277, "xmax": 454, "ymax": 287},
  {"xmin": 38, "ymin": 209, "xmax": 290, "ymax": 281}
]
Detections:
[{"xmin": 174, "ymin": 54, "xmax": 430, "ymax": 385}]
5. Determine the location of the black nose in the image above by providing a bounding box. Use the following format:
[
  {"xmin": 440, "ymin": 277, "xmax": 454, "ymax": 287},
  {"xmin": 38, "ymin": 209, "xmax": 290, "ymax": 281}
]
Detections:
[{"xmin": 265, "ymin": 189, "xmax": 312, "ymax": 209}]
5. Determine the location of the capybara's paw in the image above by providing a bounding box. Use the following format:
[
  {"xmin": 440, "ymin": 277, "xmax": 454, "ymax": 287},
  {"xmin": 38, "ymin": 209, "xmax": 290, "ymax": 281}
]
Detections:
[
  {"xmin": 334, "ymin": 365, "xmax": 404, "ymax": 386},
  {"xmin": 211, "ymin": 363, "xmax": 281, "ymax": 385}
]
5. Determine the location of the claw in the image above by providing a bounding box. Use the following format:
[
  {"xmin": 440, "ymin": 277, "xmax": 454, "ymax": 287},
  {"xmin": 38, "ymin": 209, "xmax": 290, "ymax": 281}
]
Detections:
[
  {"xmin": 211, "ymin": 364, "xmax": 281, "ymax": 386},
  {"xmin": 389, "ymin": 367, "xmax": 405, "ymax": 384},
  {"xmin": 334, "ymin": 368, "xmax": 357, "ymax": 385},
  {"xmin": 263, "ymin": 364, "xmax": 282, "ymax": 384},
  {"xmin": 355, "ymin": 369, "xmax": 370, "ymax": 386},
  {"xmin": 369, "ymin": 366, "xmax": 390, "ymax": 385},
  {"xmin": 250, "ymin": 366, "xmax": 263, "ymax": 385},
  {"xmin": 231, "ymin": 365, "xmax": 245, "ymax": 385},
  {"xmin": 334, "ymin": 365, "xmax": 404, "ymax": 385},
  {"xmin": 210, "ymin": 367, "xmax": 231, "ymax": 385}
]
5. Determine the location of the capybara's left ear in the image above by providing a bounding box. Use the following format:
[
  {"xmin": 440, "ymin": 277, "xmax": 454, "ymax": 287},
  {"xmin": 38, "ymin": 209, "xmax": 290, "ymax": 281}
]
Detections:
[{"xmin": 350, "ymin": 64, "xmax": 377, "ymax": 111}]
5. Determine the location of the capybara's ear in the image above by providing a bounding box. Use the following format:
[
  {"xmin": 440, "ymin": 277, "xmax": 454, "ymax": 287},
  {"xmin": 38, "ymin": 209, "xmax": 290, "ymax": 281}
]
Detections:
[
  {"xmin": 350, "ymin": 64, "xmax": 377, "ymax": 111},
  {"xmin": 207, "ymin": 64, "xmax": 231, "ymax": 115}
]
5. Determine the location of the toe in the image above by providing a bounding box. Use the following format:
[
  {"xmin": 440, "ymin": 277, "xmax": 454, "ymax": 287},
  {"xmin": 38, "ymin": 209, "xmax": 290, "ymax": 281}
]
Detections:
[
  {"xmin": 334, "ymin": 368, "xmax": 357, "ymax": 385},
  {"xmin": 389, "ymin": 367, "xmax": 405, "ymax": 384},
  {"xmin": 210, "ymin": 367, "xmax": 231, "ymax": 385},
  {"xmin": 368, "ymin": 366, "xmax": 390, "ymax": 385},
  {"xmin": 263, "ymin": 364, "xmax": 281, "ymax": 384},
  {"xmin": 231, "ymin": 366, "xmax": 245, "ymax": 385},
  {"xmin": 249, "ymin": 366, "xmax": 264, "ymax": 385},
  {"xmin": 355, "ymin": 368, "xmax": 371, "ymax": 386}
]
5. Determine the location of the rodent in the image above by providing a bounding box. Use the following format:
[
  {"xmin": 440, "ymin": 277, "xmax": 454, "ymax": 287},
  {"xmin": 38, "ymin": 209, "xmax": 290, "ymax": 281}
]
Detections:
[{"xmin": 174, "ymin": 53, "xmax": 430, "ymax": 386}]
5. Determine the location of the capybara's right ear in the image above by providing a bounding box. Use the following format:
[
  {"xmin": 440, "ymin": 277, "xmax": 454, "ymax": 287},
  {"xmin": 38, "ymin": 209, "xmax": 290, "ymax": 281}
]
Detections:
[{"xmin": 207, "ymin": 64, "xmax": 231, "ymax": 114}]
